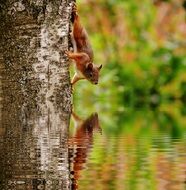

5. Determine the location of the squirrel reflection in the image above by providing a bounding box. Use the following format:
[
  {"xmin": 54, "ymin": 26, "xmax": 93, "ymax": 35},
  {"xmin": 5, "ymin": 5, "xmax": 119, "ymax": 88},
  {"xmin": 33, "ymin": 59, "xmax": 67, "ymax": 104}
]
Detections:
[{"xmin": 69, "ymin": 111, "xmax": 101, "ymax": 189}]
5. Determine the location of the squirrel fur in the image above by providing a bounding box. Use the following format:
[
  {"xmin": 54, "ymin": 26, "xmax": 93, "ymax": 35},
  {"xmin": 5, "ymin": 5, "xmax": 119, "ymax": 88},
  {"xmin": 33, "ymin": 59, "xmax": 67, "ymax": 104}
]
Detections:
[{"xmin": 65, "ymin": 4, "xmax": 102, "ymax": 85}]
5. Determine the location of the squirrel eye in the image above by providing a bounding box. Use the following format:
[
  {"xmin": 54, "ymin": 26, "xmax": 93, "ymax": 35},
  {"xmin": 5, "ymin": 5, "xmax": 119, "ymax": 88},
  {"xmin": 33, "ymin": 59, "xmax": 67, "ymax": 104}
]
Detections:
[{"xmin": 90, "ymin": 73, "xmax": 93, "ymax": 77}]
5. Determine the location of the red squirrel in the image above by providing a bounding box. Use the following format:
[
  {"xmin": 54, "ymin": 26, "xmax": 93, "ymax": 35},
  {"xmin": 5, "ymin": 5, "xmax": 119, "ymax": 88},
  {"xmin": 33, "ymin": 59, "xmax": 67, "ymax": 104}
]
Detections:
[{"xmin": 65, "ymin": 4, "xmax": 102, "ymax": 85}]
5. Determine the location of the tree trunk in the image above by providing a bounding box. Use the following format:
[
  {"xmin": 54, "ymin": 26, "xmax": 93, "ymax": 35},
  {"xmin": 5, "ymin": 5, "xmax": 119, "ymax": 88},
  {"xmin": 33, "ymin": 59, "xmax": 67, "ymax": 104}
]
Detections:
[
  {"xmin": 0, "ymin": 0, "xmax": 72, "ymax": 109},
  {"xmin": 0, "ymin": 0, "xmax": 74, "ymax": 189}
]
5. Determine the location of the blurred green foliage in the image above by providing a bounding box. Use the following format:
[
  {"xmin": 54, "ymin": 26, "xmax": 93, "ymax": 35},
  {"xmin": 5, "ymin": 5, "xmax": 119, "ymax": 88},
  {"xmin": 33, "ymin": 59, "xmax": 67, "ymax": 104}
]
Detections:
[
  {"xmin": 74, "ymin": 0, "xmax": 186, "ymax": 109},
  {"xmin": 71, "ymin": 2, "xmax": 186, "ymax": 189}
]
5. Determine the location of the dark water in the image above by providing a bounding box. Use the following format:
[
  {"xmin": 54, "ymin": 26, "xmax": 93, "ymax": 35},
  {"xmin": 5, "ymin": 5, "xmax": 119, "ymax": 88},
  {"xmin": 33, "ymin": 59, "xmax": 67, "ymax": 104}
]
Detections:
[{"xmin": 0, "ymin": 95, "xmax": 186, "ymax": 190}]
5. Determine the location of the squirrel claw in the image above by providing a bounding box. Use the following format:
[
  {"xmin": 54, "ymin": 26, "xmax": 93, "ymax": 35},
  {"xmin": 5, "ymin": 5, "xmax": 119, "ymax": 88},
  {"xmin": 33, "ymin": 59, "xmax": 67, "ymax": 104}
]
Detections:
[
  {"xmin": 64, "ymin": 50, "xmax": 68, "ymax": 56},
  {"xmin": 65, "ymin": 50, "xmax": 71, "ymax": 57},
  {"xmin": 72, "ymin": 2, "xmax": 77, "ymax": 10},
  {"xmin": 72, "ymin": 3, "xmax": 77, "ymax": 15}
]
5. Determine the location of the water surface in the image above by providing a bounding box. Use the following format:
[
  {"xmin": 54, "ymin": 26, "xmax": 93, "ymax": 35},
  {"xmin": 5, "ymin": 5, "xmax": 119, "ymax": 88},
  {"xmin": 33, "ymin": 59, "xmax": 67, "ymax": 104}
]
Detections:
[{"xmin": 0, "ymin": 94, "xmax": 186, "ymax": 190}]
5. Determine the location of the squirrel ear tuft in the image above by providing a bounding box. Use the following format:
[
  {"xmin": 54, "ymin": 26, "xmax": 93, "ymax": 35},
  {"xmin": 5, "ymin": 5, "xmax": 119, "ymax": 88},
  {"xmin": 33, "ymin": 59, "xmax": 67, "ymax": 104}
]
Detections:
[
  {"xmin": 87, "ymin": 63, "xmax": 93, "ymax": 70},
  {"xmin": 98, "ymin": 64, "xmax": 102, "ymax": 70}
]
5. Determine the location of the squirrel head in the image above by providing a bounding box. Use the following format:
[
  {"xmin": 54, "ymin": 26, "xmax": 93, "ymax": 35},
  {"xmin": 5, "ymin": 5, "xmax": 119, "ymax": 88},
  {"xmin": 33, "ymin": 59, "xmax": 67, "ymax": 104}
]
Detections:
[{"xmin": 83, "ymin": 63, "xmax": 102, "ymax": 85}]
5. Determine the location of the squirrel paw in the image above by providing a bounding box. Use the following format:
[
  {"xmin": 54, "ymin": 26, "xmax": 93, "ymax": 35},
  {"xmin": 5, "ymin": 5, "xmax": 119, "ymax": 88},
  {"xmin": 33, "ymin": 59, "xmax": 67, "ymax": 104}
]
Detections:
[
  {"xmin": 64, "ymin": 50, "xmax": 71, "ymax": 57},
  {"xmin": 72, "ymin": 3, "xmax": 77, "ymax": 16},
  {"xmin": 71, "ymin": 3, "xmax": 78, "ymax": 23},
  {"xmin": 72, "ymin": 3, "xmax": 77, "ymax": 12}
]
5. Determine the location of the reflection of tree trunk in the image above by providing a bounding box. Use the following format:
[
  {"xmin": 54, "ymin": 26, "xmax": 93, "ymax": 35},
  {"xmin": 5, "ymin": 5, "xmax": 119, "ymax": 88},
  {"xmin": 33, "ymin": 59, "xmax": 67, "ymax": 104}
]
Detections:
[
  {"xmin": 0, "ymin": 103, "xmax": 71, "ymax": 189},
  {"xmin": 0, "ymin": 0, "xmax": 74, "ymax": 189}
]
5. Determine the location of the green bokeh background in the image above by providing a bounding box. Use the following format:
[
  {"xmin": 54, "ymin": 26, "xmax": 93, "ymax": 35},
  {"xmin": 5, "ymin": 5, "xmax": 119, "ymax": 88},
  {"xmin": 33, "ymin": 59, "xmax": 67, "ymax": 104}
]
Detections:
[
  {"xmin": 70, "ymin": 1, "xmax": 186, "ymax": 189},
  {"xmin": 73, "ymin": 0, "xmax": 186, "ymax": 109}
]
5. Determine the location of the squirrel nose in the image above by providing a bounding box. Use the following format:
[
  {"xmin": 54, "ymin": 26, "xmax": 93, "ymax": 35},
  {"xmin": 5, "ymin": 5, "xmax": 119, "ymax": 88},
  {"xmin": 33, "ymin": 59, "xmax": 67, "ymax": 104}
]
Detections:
[{"xmin": 94, "ymin": 82, "xmax": 98, "ymax": 85}]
